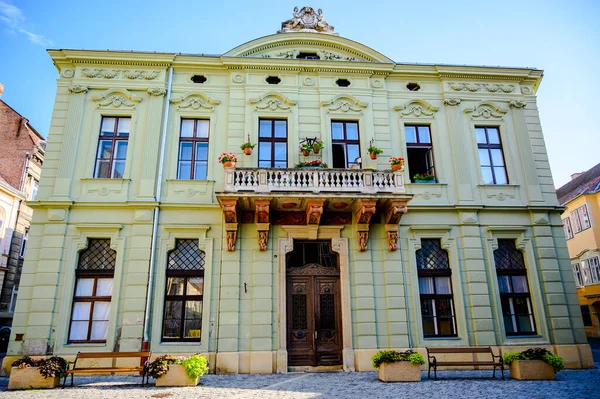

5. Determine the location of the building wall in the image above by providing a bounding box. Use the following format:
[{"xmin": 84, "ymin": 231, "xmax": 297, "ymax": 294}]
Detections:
[{"xmin": 3, "ymin": 36, "xmax": 594, "ymax": 372}]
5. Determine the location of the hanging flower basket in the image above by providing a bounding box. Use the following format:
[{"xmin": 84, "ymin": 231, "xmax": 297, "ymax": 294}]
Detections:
[
  {"xmin": 368, "ymin": 145, "xmax": 383, "ymax": 160},
  {"xmin": 312, "ymin": 139, "xmax": 324, "ymax": 154},
  {"xmin": 219, "ymin": 152, "xmax": 238, "ymax": 168},
  {"xmin": 240, "ymin": 141, "xmax": 256, "ymax": 156}
]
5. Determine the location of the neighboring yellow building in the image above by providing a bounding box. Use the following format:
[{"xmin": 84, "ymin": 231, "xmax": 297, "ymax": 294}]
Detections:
[
  {"xmin": 3, "ymin": 7, "xmax": 593, "ymax": 373},
  {"xmin": 558, "ymin": 163, "xmax": 600, "ymax": 337}
]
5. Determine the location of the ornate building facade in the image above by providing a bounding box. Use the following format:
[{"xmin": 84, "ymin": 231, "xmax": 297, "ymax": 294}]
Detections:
[{"xmin": 3, "ymin": 7, "xmax": 593, "ymax": 373}]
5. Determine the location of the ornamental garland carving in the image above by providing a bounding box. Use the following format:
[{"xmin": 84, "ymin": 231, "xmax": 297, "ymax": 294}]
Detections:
[
  {"xmin": 81, "ymin": 68, "xmax": 160, "ymax": 80},
  {"xmin": 171, "ymin": 92, "xmax": 221, "ymax": 111},
  {"xmin": 448, "ymin": 82, "xmax": 515, "ymax": 93},
  {"xmin": 509, "ymin": 100, "xmax": 527, "ymax": 109},
  {"xmin": 261, "ymin": 48, "xmax": 365, "ymax": 62},
  {"xmin": 464, "ymin": 101, "xmax": 507, "ymax": 119},
  {"xmin": 250, "ymin": 93, "xmax": 297, "ymax": 111},
  {"xmin": 395, "ymin": 99, "xmax": 439, "ymax": 118},
  {"xmin": 147, "ymin": 87, "xmax": 167, "ymax": 96},
  {"xmin": 443, "ymin": 98, "xmax": 461, "ymax": 106},
  {"xmin": 91, "ymin": 88, "xmax": 142, "ymax": 108},
  {"xmin": 68, "ymin": 85, "xmax": 89, "ymax": 94},
  {"xmin": 322, "ymin": 95, "xmax": 368, "ymax": 113}
]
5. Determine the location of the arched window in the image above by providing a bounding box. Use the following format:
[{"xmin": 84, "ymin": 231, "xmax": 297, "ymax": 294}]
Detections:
[
  {"xmin": 68, "ymin": 239, "xmax": 115, "ymax": 343},
  {"xmin": 494, "ymin": 239, "xmax": 536, "ymax": 335},
  {"xmin": 162, "ymin": 239, "xmax": 205, "ymax": 342},
  {"xmin": 416, "ymin": 239, "xmax": 457, "ymax": 337}
]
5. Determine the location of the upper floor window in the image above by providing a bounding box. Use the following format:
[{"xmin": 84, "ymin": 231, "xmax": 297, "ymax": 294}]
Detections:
[
  {"xmin": 69, "ymin": 239, "xmax": 115, "ymax": 343},
  {"xmin": 258, "ymin": 119, "xmax": 287, "ymax": 168},
  {"xmin": 580, "ymin": 257, "xmax": 600, "ymax": 286},
  {"xmin": 94, "ymin": 117, "xmax": 130, "ymax": 178},
  {"xmin": 177, "ymin": 119, "xmax": 209, "ymax": 180},
  {"xmin": 162, "ymin": 239, "xmax": 205, "ymax": 342},
  {"xmin": 570, "ymin": 205, "xmax": 591, "ymax": 234},
  {"xmin": 331, "ymin": 121, "xmax": 360, "ymax": 168},
  {"xmin": 405, "ymin": 125, "xmax": 435, "ymax": 182},
  {"xmin": 476, "ymin": 126, "xmax": 507, "ymax": 184},
  {"xmin": 19, "ymin": 229, "xmax": 28, "ymax": 258},
  {"xmin": 30, "ymin": 180, "xmax": 38, "ymax": 201},
  {"xmin": 494, "ymin": 239, "xmax": 536, "ymax": 335},
  {"xmin": 573, "ymin": 263, "xmax": 583, "ymax": 287},
  {"xmin": 563, "ymin": 217, "xmax": 574, "ymax": 240},
  {"xmin": 581, "ymin": 305, "xmax": 593, "ymax": 327},
  {"xmin": 416, "ymin": 239, "xmax": 457, "ymax": 338}
]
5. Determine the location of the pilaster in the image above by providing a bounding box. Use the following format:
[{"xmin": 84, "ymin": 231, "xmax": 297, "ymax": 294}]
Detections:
[{"xmin": 139, "ymin": 89, "xmax": 167, "ymax": 199}]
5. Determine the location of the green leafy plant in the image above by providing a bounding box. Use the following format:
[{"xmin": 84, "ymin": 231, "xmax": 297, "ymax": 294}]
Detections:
[
  {"xmin": 372, "ymin": 350, "xmax": 425, "ymax": 369},
  {"xmin": 299, "ymin": 142, "xmax": 313, "ymax": 153},
  {"xmin": 240, "ymin": 142, "xmax": 256, "ymax": 150},
  {"xmin": 11, "ymin": 356, "xmax": 69, "ymax": 378},
  {"xmin": 502, "ymin": 348, "xmax": 564, "ymax": 373},
  {"xmin": 146, "ymin": 354, "xmax": 209, "ymax": 380},
  {"xmin": 368, "ymin": 145, "xmax": 383, "ymax": 155},
  {"xmin": 413, "ymin": 172, "xmax": 436, "ymax": 181},
  {"xmin": 295, "ymin": 160, "xmax": 328, "ymax": 168},
  {"xmin": 179, "ymin": 354, "xmax": 209, "ymax": 380},
  {"xmin": 312, "ymin": 139, "xmax": 324, "ymax": 152}
]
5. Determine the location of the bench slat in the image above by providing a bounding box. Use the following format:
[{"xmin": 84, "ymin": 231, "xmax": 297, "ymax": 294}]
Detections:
[
  {"xmin": 435, "ymin": 362, "xmax": 499, "ymax": 366},
  {"xmin": 427, "ymin": 348, "xmax": 494, "ymax": 354},
  {"xmin": 75, "ymin": 351, "xmax": 151, "ymax": 359},
  {"xmin": 68, "ymin": 367, "xmax": 144, "ymax": 374}
]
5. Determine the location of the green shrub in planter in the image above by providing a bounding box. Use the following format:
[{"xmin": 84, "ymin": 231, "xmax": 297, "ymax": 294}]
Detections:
[
  {"xmin": 503, "ymin": 348, "xmax": 564, "ymax": 373},
  {"xmin": 372, "ymin": 350, "xmax": 425, "ymax": 368}
]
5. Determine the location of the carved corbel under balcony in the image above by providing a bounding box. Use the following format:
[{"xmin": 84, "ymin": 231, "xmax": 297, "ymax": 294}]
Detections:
[
  {"xmin": 357, "ymin": 225, "xmax": 369, "ymax": 252},
  {"xmin": 257, "ymin": 223, "xmax": 269, "ymax": 251},
  {"xmin": 385, "ymin": 225, "xmax": 399, "ymax": 252},
  {"xmin": 225, "ymin": 223, "xmax": 238, "ymax": 252},
  {"xmin": 306, "ymin": 200, "xmax": 325, "ymax": 225},
  {"xmin": 255, "ymin": 199, "xmax": 271, "ymax": 251},
  {"xmin": 221, "ymin": 199, "xmax": 239, "ymax": 223},
  {"xmin": 384, "ymin": 201, "xmax": 408, "ymax": 251},
  {"xmin": 355, "ymin": 200, "xmax": 377, "ymax": 224}
]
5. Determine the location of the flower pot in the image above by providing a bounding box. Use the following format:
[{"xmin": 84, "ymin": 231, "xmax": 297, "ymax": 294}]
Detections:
[
  {"xmin": 8, "ymin": 367, "xmax": 60, "ymax": 390},
  {"xmin": 391, "ymin": 164, "xmax": 404, "ymax": 171},
  {"xmin": 378, "ymin": 362, "xmax": 421, "ymax": 382},
  {"xmin": 302, "ymin": 150, "xmax": 310, "ymax": 156},
  {"xmin": 313, "ymin": 148, "xmax": 320, "ymax": 154},
  {"xmin": 414, "ymin": 179, "xmax": 435, "ymax": 184},
  {"xmin": 243, "ymin": 147, "xmax": 253, "ymax": 155},
  {"xmin": 369, "ymin": 152, "xmax": 378, "ymax": 160},
  {"xmin": 155, "ymin": 364, "xmax": 199, "ymax": 387},
  {"xmin": 223, "ymin": 161, "xmax": 236, "ymax": 168},
  {"xmin": 509, "ymin": 360, "xmax": 555, "ymax": 380}
]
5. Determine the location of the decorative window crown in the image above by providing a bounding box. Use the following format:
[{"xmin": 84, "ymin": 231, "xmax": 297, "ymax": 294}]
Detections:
[
  {"xmin": 416, "ymin": 239, "xmax": 450, "ymax": 270},
  {"xmin": 77, "ymin": 239, "xmax": 116, "ymax": 270},
  {"xmin": 168, "ymin": 239, "xmax": 205, "ymax": 270}
]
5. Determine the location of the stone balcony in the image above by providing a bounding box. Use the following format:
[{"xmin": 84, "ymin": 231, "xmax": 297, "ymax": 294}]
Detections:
[{"xmin": 223, "ymin": 167, "xmax": 405, "ymax": 194}]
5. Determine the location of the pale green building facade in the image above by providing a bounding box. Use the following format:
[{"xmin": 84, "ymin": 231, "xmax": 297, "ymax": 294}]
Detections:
[{"xmin": 4, "ymin": 7, "xmax": 593, "ymax": 373}]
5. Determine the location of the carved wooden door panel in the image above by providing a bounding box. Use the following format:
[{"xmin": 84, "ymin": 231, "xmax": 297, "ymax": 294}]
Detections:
[{"xmin": 286, "ymin": 263, "xmax": 342, "ymax": 367}]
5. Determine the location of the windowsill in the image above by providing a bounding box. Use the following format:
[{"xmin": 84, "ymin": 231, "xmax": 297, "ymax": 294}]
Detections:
[
  {"xmin": 477, "ymin": 184, "xmax": 520, "ymax": 188},
  {"xmin": 65, "ymin": 343, "xmax": 107, "ymax": 347},
  {"xmin": 165, "ymin": 179, "xmax": 215, "ymax": 183},
  {"xmin": 407, "ymin": 182, "xmax": 447, "ymax": 186},
  {"xmin": 505, "ymin": 335, "xmax": 542, "ymax": 339},
  {"xmin": 423, "ymin": 336, "xmax": 461, "ymax": 340},
  {"xmin": 81, "ymin": 178, "xmax": 131, "ymax": 182},
  {"xmin": 158, "ymin": 341, "xmax": 203, "ymax": 345}
]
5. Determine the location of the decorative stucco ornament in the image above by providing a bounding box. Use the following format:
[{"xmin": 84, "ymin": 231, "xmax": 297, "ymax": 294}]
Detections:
[
  {"xmin": 279, "ymin": 6, "xmax": 336, "ymax": 34},
  {"xmin": 68, "ymin": 85, "xmax": 89, "ymax": 94}
]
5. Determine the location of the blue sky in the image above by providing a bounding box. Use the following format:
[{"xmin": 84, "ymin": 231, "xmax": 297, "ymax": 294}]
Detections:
[{"xmin": 0, "ymin": 0, "xmax": 598, "ymax": 187}]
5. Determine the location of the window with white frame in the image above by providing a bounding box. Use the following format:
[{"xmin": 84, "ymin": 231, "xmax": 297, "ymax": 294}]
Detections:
[
  {"xmin": 19, "ymin": 229, "xmax": 28, "ymax": 258},
  {"xmin": 581, "ymin": 260, "xmax": 593, "ymax": 285},
  {"xmin": 9, "ymin": 286, "xmax": 18, "ymax": 312},
  {"xmin": 30, "ymin": 180, "xmax": 38, "ymax": 201},
  {"xmin": 563, "ymin": 218, "xmax": 573, "ymax": 240},
  {"xmin": 573, "ymin": 263, "xmax": 583, "ymax": 287},
  {"xmin": 571, "ymin": 204, "xmax": 591, "ymax": 234},
  {"xmin": 475, "ymin": 126, "xmax": 508, "ymax": 184},
  {"xmin": 589, "ymin": 256, "xmax": 600, "ymax": 284}
]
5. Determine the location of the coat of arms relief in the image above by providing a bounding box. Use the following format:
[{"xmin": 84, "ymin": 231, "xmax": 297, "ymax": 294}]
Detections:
[{"xmin": 279, "ymin": 6, "xmax": 336, "ymax": 34}]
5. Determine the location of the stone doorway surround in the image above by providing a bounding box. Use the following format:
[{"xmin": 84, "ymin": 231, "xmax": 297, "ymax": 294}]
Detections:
[{"xmin": 276, "ymin": 225, "xmax": 354, "ymax": 372}]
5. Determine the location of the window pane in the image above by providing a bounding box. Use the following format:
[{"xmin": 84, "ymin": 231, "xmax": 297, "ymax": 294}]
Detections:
[
  {"xmin": 259, "ymin": 120, "xmax": 272, "ymax": 137},
  {"xmin": 196, "ymin": 120, "xmax": 209, "ymax": 138},
  {"xmin": 117, "ymin": 118, "xmax": 130, "ymax": 136},
  {"xmin": 75, "ymin": 278, "xmax": 94, "ymax": 297},
  {"xmin": 259, "ymin": 142, "xmax": 272, "ymax": 161},
  {"xmin": 438, "ymin": 317, "xmax": 455, "ymax": 336},
  {"xmin": 435, "ymin": 277, "xmax": 452, "ymax": 294},
  {"xmin": 436, "ymin": 299, "xmax": 454, "ymax": 317},
  {"xmin": 481, "ymin": 167, "xmax": 494, "ymax": 184},
  {"xmin": 418, "ymin": 126, "xmax": 431, "ymax": 143},
  {"xmin": 511, "ymin": 276, "xmax": 529, "ymax": 293},
  {"xmin": 96, "ymin": 278, "xmax": 113, "ymax": 296},
  {"xmin": 274, "ymin": 161, "xmax": 287, "ymax": 168},
  {"xmin": 196, "ymin": 142, "xmax": 208, "ymax": 161},
  {"xmin": 90, "ymin": 321, "xmax": 109, "ymax": 340},
  {"xmin": 179, "ymin": 142, "xmax": 193, "ymax": 161},
  {"xmin": 346, "ymin": 123, "xmax": 359, "ymax": 140},
  {"xmin": 418, "ymin": 277, "xmax": 434, "ymax": 294},
  {"xmin": 164, "ymin": 301, "xmax": 182, "ymax": 319},
  {"xmin": 517, "ymin": 316, "xmax": 534, "ymax": 333},
  {"xmin": 180, "ymin": 120, "xmax": 194, "ymax": 138},
  {"xmin": 475, "ymin": 128, "xmax": 487, "ymax": 144},
  {"xmin": 97, "ymin": 140, "xmax": 113, "ymax": 159},
  {"xmin": 167, "ymin": 277, "xmax": 185, "ymax": 295},
  {"xmin": 185, "ymin": 300, "xmax": 202, "ymax": 318},
  {"xmin": 347, "ymin": 144, "xmax": 360, "ymax": 163},
  {"xmin": 274, "ymin": 142, "xmax": 287, "ymax": 161},
  {"xmin": 115, "ymin": 141, "xmax": 128, "ymax": 159},
  {"xmin": 69, "ymin": 321, "xmax": 89, "ymax": 341},
  {"xmin": 494, "ymin": 167, "xmax": 507, "ymax": 184},
  {"xmin": 478, "ymin": 149, "xmax": 490, "ymax": 166},
  {"xmin": 490, "ymin": 149, "xmax": 504, "ymax": 166},
  {"xmin": 101, "ymin": 117, "xmax": 116, "ymax": 136},
  {"xmin": 72, "ymin": 302, "xmax": 91, "ymax": 320},
  {"xmin": 259, "ymin": 160, "xmax": 272, "ymax": 168},
  {"xmin": 194, "ymin": 162, "xmax": 207, "ymax": 180},
  {"xmin": 187, "ymin": 277, "xmax": 204, "ymax": 295},
  {"xmin": 178, "ymin": 161, "xmax": 191, "ymax": 179},
  {"xmin": 487, "ymin": 128, "xmax": 500, "ymax": 144},
  {"xmin": 497, "ymin": 276, "xmax": 511, "ymax": 293},
  {"xmin": 112, "ymin": 160, "xmax": 126, "ymax": 178},
  {"xmin": 163, "ymin": 319, "xmax": 181, "ymax": 338},
  {"xmin": 331, "ymin": 122, "xmax": 343, "ymax": 140},
  {"xmin": 405, "ymin": 126, "xmax": 417, "ymax": 143},
  {"xmin": 274, "ymin": 121, "xmax": 287, "ymax": 138},
  {"xmin": 95, "ymin": 160, "xmax": 111, "ymax": 178},
  {"xmin": 92, "ymin": 301, "xmax": 111, "ymax": 321}
]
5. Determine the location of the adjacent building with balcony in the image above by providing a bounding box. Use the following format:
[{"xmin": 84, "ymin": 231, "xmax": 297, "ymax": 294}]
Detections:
[
  {"xmin": 4, "ymin": 7, "xmax": 592, "ymax": 373},
  {"xmin": 558, "ymin": 163, "xmax": 600, "ymax": 337}
]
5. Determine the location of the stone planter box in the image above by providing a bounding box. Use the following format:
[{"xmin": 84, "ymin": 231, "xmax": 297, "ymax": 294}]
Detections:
[
  {"xmin": 8, "ymin": 367, "xmax": 60, "ymax": 390},
  {"xmin": 155, "ymin": 364, "xmax": 199, "ymax": 387},
  {"xmin": 378, "ymin": 362, "xmax": 421, "ymax": 382},
  {"xmin": 509, "ymin": 360, "xmax": 555, "ymax": 380}
]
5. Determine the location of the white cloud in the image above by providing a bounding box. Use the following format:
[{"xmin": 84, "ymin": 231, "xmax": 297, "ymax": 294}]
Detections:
[{"xmin": 0, "ymin": 1, "xmax": 52, "ymax": 46}]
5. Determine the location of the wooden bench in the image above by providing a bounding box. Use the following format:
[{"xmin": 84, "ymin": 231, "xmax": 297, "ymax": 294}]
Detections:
[
  {"xmin": 63, "ymin": 351, "xmax": 151, "ymax": 387},
  {"xmin": 426, "ymin": 347, "xmax": 504, "ymax": 380}
]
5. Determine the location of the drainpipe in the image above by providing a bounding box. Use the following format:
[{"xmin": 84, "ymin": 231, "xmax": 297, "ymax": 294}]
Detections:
[
  {"xmin": 142, "ymin": 66, "xmax": 174, "ymax": 350},
  {"xmin": 401, "ymin": 243, "xmax": 413, "ymax": 348}
]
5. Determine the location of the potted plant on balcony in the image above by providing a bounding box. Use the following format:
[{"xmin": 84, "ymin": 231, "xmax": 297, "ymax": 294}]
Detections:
[
  {"xmin": 147, "ymin": 354, "xmax": 209, "ymax": 387},
  {"xmin": 503, "ymin": 348, "xmax": 563, "ymax": 380},
  {"xmin": 372, "ymin": 350, "xmax": 425, "ymax": 382},
  {"xmin": 413, "ymin": 173, "xmax": 436, "ymax": 183},
  {"xmin": 299, "ymin": 141, "xmax": 313, "ymax": 156},
  {"xmin": 388, "ymin": 157, "xmax": 405, "ymax": 171},
  {"xmin": 9, "ymin": 356, "xmax": 69, "ymax": 390},
  {"xmin": 368, "ymin": 145, "xmax": 383, "ymax": 160},
  {"xmin": 218, "ymin": 152, "xmax": 238, "ymax": 168},
  {"xmin": 240, "ymin": 140, "xmax": 256, "ymax": 156},
  {"xmin": 312, "ymin": 139, "xmax": 324, "ymax": 154},
  {"xmin": 295, "ymin": 160, "xmax": 328, "ymax": 168}
]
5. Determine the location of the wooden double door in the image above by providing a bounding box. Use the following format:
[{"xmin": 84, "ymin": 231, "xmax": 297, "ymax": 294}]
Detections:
[{"xmin": 286, "ymin": 263, "xmax": 342, "ymax": 367}]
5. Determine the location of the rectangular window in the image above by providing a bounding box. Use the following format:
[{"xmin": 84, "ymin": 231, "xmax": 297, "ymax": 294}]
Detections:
[
  {"xmin": 30, "ymin": 180, "xmax": 38, "ymax": 201},
  {"xmin": 581, "ymin": 260, "xmax": 593, "ymax": 285},
  {"xmin": 589, "ymin": 257, "xmax": 600, "ymax": 284},
  {"xmin": 494, "ymin": 239, "xmax": 536, "ymax": 335},
  {"xmin": 9, "ymin": 286, "xmax": 18, "ymax": 313},
  {"xmin": 19, "ymin": 229, "xmax": 28, "ymax": 258},
  {"xmin": 331, "ymin": 121, "xmax": 360, "ymax": 168},
  {"xmin": 162, "ymin": 239, "xmax": 205, "ymax": 342},
  {"xmin": 69, "ymin": 239, "xmax": 115, "ymax": 343},
  {"xmin": 94, "ymin": 117, "xmax": 130, "ymax": 178},
  {"xmin": 581, "ymin": 305, "xmax": 593, "ymax": 327},
  {"xmin": 405, "ymin": 125, "xmax": 435, "ymax": 182},
  {"xmin": 563, "ymin": 218, "xmax": 573, "ymax": 240},
  {"xmin": 416, "ymin": 239, "xmax": 457, "ymax": 337},
  {"xmin": 475, "ymin": 126, "xmax": 508, "ymax": 184},
  {"xmin": 571, "ymin": 205, "xmax": 591, "ymax": 234},
  {"xmin": 258, "ymin": 119, "xmax": 287, "ymax": 168},
  {"xmin": 573, "ymin": 263, "xmax": 583, "ymax": 287},
  {"xmin": 177, "ymin": 119, "xmax": 209, "ymax": 180}
]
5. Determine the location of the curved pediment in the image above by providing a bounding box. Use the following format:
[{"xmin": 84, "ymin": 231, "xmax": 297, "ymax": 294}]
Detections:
[
  {"xmin": 224, "ymin": 32, "xmax": 394, "ymax": 64},
  {"xmin": 170, "ymin": 92, "xmax": 221, "ymax": 111},
  {"xmin": 249, "ymin": 93, "xmax": 297, "ymax": 111}
]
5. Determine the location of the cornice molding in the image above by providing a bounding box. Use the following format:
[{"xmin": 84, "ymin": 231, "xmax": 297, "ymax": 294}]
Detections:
[{"xmin": 394, "ymin": 99, "xmax": 439, "ymax": 117}]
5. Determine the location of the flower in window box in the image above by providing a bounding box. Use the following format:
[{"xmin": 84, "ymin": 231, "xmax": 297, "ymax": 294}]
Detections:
[
  {"xmin": 413, "ymin": 173, "xmax": 436, "ymax": 183},
  {"xmin": 388, "ymin": 157, "xmax": 405, "ymax": 171},
  {"xmin": 218, "ymin": 152, "xmax": 238, "ymax": 168},
  {"xmin": 295, "ymin": 160, "xmax": 328, "ymax": 168}
]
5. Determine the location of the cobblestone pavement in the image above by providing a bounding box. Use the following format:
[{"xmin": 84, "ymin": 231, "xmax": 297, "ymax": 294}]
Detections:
[{"xmin": 1, "ymin": 365, "xmax": 599, "ymax": 399}]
